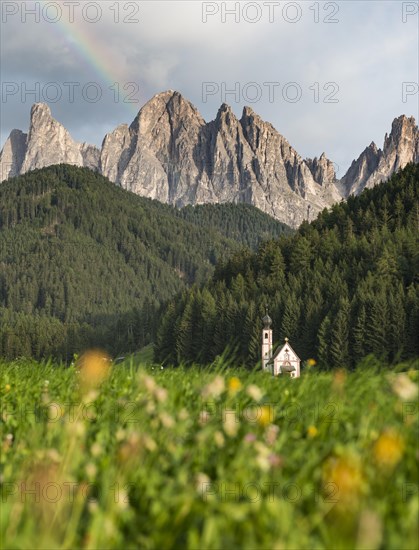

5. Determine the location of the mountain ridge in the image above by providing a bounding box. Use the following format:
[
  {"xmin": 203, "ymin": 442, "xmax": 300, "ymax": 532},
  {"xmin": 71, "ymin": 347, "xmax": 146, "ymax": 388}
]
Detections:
[{"xmin": 1, "ymin": 91, "xmax": 418, "ymax": 228}]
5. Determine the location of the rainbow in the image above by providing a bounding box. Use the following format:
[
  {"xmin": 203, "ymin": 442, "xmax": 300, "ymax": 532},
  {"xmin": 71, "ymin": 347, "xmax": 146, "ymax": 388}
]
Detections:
[{"xmin": 38, "ymin": 0, "xmax": 142, "ymax": 117}]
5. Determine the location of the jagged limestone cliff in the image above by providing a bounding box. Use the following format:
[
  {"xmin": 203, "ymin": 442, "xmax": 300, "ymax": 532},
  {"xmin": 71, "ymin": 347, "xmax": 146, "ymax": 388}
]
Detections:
[{"xmin": 1, "ymin": 92, "xmax": 418, "ymax": 228}]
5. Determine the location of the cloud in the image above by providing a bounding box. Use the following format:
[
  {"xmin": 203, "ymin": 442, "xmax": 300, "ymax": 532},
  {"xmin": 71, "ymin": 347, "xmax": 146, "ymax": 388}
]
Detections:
[{"xmin": 1, "ymin": 0, "xmax": 418, "ymax": 172}]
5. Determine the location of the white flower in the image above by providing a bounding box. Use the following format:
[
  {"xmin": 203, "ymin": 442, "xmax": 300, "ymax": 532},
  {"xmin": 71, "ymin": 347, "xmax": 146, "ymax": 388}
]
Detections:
[
  {"xmin": 246, "ymin": 384, "xmax": 264, "ymax": 402},
  {"xmin": 388, "ymin": 373, "xmax": 418, "ymax": 401},
  {"xmin": 201, "ymin": 376, "xmax": 225, "ymax": 399},
  {"xmin": 195, "ymin": 473, "xmax": 211, "ymax": 495},
  {"xmin": 90, "ymin": 442, "xmax": 103, "ymax": 457},
  {"xmin": 223, "ymin": 411, "xmax": 239, "ymax": 437},
  {"xmin": 85, "ymin": 462, "xmax": 97, "ymax": 479}
]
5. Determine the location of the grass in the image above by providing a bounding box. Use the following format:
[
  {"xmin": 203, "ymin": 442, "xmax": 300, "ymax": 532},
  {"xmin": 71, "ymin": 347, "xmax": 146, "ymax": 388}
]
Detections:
[{"xmin": 0, "ymin": 355, "xmax": 418, "ymax": 549}]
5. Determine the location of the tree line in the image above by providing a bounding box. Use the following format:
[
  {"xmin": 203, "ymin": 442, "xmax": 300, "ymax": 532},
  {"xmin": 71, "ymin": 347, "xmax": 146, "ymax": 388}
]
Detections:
[{"xmin": 155, "ymin": 164, "xmax": 419, "ymax": 369}]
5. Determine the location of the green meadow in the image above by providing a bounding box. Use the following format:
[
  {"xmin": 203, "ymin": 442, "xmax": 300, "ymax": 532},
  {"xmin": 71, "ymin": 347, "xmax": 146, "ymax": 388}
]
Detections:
[{"xmin": 1, "ymin": 356, "xmax": 418, "ymax": 549}]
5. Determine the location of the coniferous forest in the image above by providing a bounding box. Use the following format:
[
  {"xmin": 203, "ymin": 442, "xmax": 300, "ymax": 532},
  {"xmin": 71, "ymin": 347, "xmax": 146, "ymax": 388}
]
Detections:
[
  {"xmin": 155, "ymin": 163, "xmax": 419, "ymax": 368},
  {"xmin": 0, "ymin": 164, "xmax": 289, "ymax": 359}
]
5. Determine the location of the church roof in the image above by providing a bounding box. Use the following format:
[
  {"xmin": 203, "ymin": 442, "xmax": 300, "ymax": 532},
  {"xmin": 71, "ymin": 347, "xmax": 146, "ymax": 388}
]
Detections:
[{"xmin": 268, "ymin": 338, "xmax": 301, "ymax": 363}]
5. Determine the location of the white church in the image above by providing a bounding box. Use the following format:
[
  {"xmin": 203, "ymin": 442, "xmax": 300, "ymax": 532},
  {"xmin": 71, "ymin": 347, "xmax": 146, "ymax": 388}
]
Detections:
[{"xmin": 261, "ymin": 312, "xmax": 301, "ymax": 378}]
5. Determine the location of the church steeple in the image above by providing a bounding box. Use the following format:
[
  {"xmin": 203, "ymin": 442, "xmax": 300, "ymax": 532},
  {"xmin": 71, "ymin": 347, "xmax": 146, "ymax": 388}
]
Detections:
[
  {"xmin": 262, "ymin": 309, "xmax": 272, "ymax": 329},
  {"xmin": 261, "ymin": 308, "xmax": 273, "ymax": 371}
]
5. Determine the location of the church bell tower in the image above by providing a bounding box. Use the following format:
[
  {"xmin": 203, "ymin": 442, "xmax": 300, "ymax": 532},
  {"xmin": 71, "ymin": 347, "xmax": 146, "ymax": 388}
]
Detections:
[{"xmin": 261, "ymin": 310, "xmax": 273, "ymax": 371}]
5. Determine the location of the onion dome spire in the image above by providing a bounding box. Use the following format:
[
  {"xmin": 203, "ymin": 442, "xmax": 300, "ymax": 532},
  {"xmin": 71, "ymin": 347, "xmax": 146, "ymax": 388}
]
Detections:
[{"xmin": 262, "ymin": 307, "xmax": 272, "ymax": 329}]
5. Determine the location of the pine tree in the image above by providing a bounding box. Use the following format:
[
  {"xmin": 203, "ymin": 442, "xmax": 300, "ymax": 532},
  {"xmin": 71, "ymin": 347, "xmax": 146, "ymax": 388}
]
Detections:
[
  {"xmin": 352, "ymin": 305, "xmax": 366, "ymax": 366},
  {"xmin": 329, "ymin": 299, "xmax": 350, "ymax": 368},
  {"xmin": 317, "ymin": 315, "xmax": 331, "ymax": 369}
]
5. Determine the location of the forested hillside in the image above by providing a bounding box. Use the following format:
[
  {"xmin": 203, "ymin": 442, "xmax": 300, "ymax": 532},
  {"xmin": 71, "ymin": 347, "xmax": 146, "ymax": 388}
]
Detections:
[
  {"xmin": 155, "ymin": 164, "xmax": 419, "ymax": 368},
  {"xmin": 0, "ymin": 165, "xmax": 289, "ymax": 359},
  {"xmin": 179, "ymin": 203, "xmax": 291, "ymax": 250}
]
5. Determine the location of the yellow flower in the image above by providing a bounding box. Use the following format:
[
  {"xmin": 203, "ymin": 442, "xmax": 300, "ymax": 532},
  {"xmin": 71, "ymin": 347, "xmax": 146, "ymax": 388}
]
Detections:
[
  {"xmin": 373, "ymin": 430, "xmax": 404, "ymax": 469},
  {"xmin": 307, "ymin": 358, "xmax": 317, "ymax": 367},
  {"xmin": 258, "ymin": 405, "xmax": 274, "ymax": 427},
  {"xmin": 77, "ymin": 349, "xmax": 111, "ymax": 391},
  {"xmin": 323, "ymin": 455, "xmax": 363, "ymax": 506},
  {"xmin": 4, "ymin": 384, "xmax": 10, "ymax": 392},
  {"xmin": 332, "ymin": 369, "xmax": 347, "ymax": 392},
  {"xmin": 307, "ymin": 425, "xmax": 318, "ymax": 438},
  {"xmin": 228, "ymin": 377, "xmax": 242, "ymax": 394}
]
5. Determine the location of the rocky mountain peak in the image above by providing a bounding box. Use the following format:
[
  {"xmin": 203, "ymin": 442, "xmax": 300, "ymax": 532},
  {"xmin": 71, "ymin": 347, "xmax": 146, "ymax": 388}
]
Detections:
[
  {"xmin": 383, "ymin": 115, "xmax": 418, "ymax": 155},
  {"xmin": 306, "ymin": 153, "xmax": 336, "ymax": 185},
  {"xmin": 216, "ymin": 103, "xmax": 236, "ymax": 123},
  {"xmin": 1, "ymin": 96, "xmax": 418, "ymax": 228},
  {"xmin": 338, "ymin": 114, "xmax": 419, "ymax": 197},
  {"xmin": 30, "ymin": 102, "xmax": 52, "ymax": 122}
]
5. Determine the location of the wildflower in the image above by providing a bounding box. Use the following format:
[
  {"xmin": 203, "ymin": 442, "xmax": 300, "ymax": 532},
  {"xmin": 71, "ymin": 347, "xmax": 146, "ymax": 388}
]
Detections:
[
  {"xmin": 307, "ymin": 358, "xmax": 317, "ymax": 367},
  {"xmin": 44, "ymin": 380, "xmax": 50, "ymax": 387},
  {"xmin": 389, "ymin": 373, "xmax": 418, "ymax": 401},
  {"xmin": 201, "ymin": 376, "xmax": 225, "ymax": 399},
  {"xmin": 228, "ymin": 377, "xmax": 242, "ymax": 394},
  {"xmin": 46, "ymin": 449, "xmax": 61, "ymax": 463},
  {"xmin": 265, "ymin": 424, "xmax": 279, "ymax": 446},
  {"xmin": 116, "ymin": 428, "xmax": 126, "ymax": 442},
  {"xmin": 199, "ymin": 410, "xmax": 211, "ymax": 425},
  {"xmin": 195, "ymin": 472, "xmax": 211, "ymax": 496},
  {"xmin": 48, "ymin": 402, "xmax": 65, "ymax": 421},
  {"xmin": 142, "ymin": 374, "xmax": 157, "ymax": 393},
  {"xmin": 257, "ymin": 405, "xmax": 274, "ymax": 427},
  {"xmin": 307, "ymin": 425, "xmax": 318, "ymax": 438},
  {"xmin": 116, "ymin": 487, "xmax": 130, "ymax": 510},
  {"xmin": 223, "ymin": 410, "xmax": 239, "ymax": 437},
  {"xmin": 68, "ymin": 421, "xmax": 86, "ymax": 438},
  {"xmin": 90, "ymin": 442, "xmax": 103, "ymax": 457},
  {"xmin": 214, "ymin": 431, "xmax": 225, "ymax": 448},
  {"xmin": 244, "ymin": 433, "xmax": 257, "ymax": 443},
  {"xmin": 4, "ymin": 384, "xmax": 10, "ymax": 392},
  {"xmin": 373, "ymin": 429, "xmax": 404, "ymax": 469},
  {"xmin": 178, "ymin": 408, "xmax": 189, "ymax": 421},
  {"xmin": 143, "ymin": 434, "xmax": 157, "ymax": 452},
  {"xmin": 246, "ymin": 384, "xmax": 264, "ymax": 402},
  {"xmin": 77, "ymin": 350, "xmax": 111, "ymax": 391},
  {"xmin": 323, "ymin": 454, "xmax": 363, "ymax": 506},
  {"xmin": 155, "ymin": 386, "xmax": 168, "ymax": 402},
  {"xmin": 146, "ymin": 400, "xmax": 156, "ymax": 414},
  {"xmin": 159, "ymin": 412, "xmax": 175, "ymax": 428},
  {"xmin": 356, "ymin": 510, "xmax": 382, "ymax": 550},
  {"xmin": 85, "ymin": 462, "xmax": 97, "ymax": 479},
  {"xmin": 118, "ymin": 433, "xmax": 141, "ymax": 463},
  {"xmin": 268, "ymin": 453, "xmax": 283, "ymax": 468},
  {"xmin": 5, "ymin": 433, "xmax": 13, "ymax": 442},
  {"xmin": 255, "ymin": 441, "xmax": 271, "ymax": 471},
  {"xmin": 82, "ymin": 389, "xmax": 99, "ymax": 404},
  {"xmin": 88, "ymin": 499, "xmax": 99, "ymax": 513},
  {"xmin": 333, "ymin": 369, "xmax": 347, "ymax": 391}
]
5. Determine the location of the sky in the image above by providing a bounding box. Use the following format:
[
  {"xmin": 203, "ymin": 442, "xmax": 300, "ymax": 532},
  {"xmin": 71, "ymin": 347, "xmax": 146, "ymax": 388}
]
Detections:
[{"xmin": 1, "ymin": 0, "xmax": 418, "ymax": 176}]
